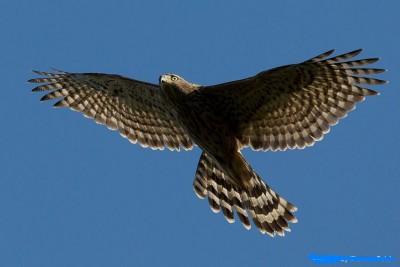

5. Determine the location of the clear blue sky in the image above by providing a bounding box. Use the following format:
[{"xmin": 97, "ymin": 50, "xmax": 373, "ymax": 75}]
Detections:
[{"xmin": 1, "ymin": 1, "xmax": 399, "ymax": 266}]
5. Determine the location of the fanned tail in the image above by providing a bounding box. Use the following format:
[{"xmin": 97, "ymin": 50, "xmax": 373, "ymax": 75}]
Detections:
[{"xmin": 193, "ymin": 152, "xmax": 297, "ymax": 237}]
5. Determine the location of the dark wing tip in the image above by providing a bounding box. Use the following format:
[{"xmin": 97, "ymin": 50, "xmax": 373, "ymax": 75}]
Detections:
[
  {"xmin": 324, "ymin": 49, "xmax": 335, "ymax": 55},
  {"xmin": 40, "ymin": 94, "xmax": 49, "ymax": 101},
  {"xmin": 368, "ymin": 57, "xmax": 380, "ymax": 64},
  {"xmin": 305, "ymin": 49, "xmax": 335, "ymax": 62},
  {"xmin": 349, "ymin": 48, "xmax": 363, "ymax": 56},
  {"xmin": 375, "ymin": 79, "xmax": 388, "ymax": 85},
  {"xmin": 368, "ymin": 89, "xmax": 380, "ymax": 96},
  {"xmin": 31, "ymin": 70, "xmax": 52, "ymax": 76},
  {"xmin": 322, "ymin": 49, "xmax": 335, "ymax": 57},
  {"xmin": 28, "ymin": 70, "xmax": 45, "ymax": 83},
  {"xmin": 50, "ymin": 68, "xmax": 66, "ymax": 73},
  {"xmin": 32, "ymin": 70, "xmax": 42, "ymax": 75},
  {"xmin": 374, "ymin": 68, "xmax": 387, "ymax": 74},
  {"xmin": 30, "ymin": 68, "xmax": 66, "ymax": 78}
]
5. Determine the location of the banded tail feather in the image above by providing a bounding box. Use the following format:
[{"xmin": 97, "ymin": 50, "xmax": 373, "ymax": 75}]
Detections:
[{"xmin": 193, "ymin": 152, "xmax": 297, "ymax": 237}]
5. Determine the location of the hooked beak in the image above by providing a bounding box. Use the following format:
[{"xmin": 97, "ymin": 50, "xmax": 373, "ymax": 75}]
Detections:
[{"xmin": 159, "ymin": 75, "xmax": 166, "ymax": 84}]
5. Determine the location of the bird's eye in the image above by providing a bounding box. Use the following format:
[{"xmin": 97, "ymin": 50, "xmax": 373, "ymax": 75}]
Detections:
[{"xmin": 171, "ymin": 76, "xmax": 178, "ymax": 81}]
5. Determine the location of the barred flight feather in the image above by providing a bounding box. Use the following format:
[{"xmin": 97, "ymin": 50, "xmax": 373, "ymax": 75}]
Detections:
[
  {"xmin": 200, "ymin": 49, "xmax": 386, "ymax": 151},
  {"xmin": 29, "ymin": 71, "xmax": 194, "ymax": 151}
]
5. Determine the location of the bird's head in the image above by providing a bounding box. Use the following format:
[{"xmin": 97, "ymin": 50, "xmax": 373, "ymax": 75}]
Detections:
[{"xmin": 159, "ymin": 74, "xmax": 200, "ymax": 95}]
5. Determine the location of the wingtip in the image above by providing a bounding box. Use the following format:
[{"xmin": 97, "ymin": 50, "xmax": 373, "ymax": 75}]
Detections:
[
  {"xmin": 323, "ymin": 49, "xmax": 335, "ymax": 57},
  {"xmin": 353, "ymin": 48, "xmax": 363, "ymax": 57},
  {"xmin": 31, "ymin": 68, "xmax": 66, "ymax": 77},
  {"xmin": 346, "ymin": 48, "xmax": 363, "ymax": 58},
  {"xmin": 371, "ymin": 57, "xmax": 380, "ymax": 63},
  {"xmin": 323, "ymin": 49, "xmax": 336, "ymax": 58},
  {"xmin": 40, "ymin": 94, "xmax": 50, "ymax": 101},
  {"xmin": 50, "ymin": 67, "xmax": 66, "ymax": 73}
]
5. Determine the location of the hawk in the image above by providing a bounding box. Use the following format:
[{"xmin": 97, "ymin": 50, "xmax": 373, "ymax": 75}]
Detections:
[{"xmin": 29, "ymin": 49, "xmax": 386, "ymax": 237}]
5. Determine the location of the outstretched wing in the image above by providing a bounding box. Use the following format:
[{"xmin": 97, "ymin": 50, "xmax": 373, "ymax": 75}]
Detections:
[
  {"xmin": 29, "ymin": 70, "xmax": 193, "ymax": 151},
  {"xmin": 201, "ymin": 49, "xmax": 386, "ymax": 151}
]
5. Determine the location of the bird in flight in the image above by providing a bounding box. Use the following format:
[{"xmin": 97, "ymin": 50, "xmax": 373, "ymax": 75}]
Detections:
[{"xmin": 29, "ymin": 49, "xmax": 386, "ymax": 237}]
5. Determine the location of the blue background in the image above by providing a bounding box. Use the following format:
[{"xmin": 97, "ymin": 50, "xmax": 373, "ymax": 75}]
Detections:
[{"xmin": 1, "ymin": 1, "xmax": 399, "ymax": 266}]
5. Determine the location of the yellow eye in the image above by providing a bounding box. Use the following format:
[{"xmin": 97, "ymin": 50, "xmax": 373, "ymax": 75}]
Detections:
[{"xmin": 171, "ymin": 76, "xmax": 178, "ymax": 81}]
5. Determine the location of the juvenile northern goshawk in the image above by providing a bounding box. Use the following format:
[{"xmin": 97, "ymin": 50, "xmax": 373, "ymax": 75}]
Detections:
[{"xmin": 29, "ymin": 49, "xmax": 386, "ymax": 237}]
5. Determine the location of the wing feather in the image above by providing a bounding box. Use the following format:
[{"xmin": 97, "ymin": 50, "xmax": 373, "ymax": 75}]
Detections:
[
  {"xmin": 29, "ymin": 70, "xmax": 193, "ymax": 151},
  {"xmin": 201, "ymin": 49, "xmax": 386, "ymax": 151}
]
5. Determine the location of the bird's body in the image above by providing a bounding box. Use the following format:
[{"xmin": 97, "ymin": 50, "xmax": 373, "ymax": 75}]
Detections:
[
  {"xmin": 161, "ymin": 75, "xmax": 272, "ymax": 189},
  {"xmin": 29, "ymin": 49, "xmax": 386, "ymax": 237},
  {"xmin": 161, "ymin": 77, "xmax": 235, "ymax": 166}
]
